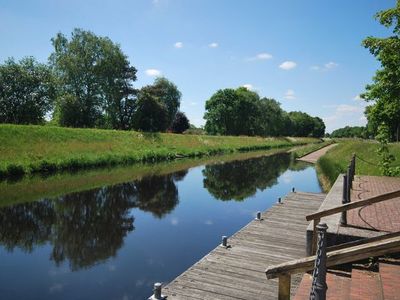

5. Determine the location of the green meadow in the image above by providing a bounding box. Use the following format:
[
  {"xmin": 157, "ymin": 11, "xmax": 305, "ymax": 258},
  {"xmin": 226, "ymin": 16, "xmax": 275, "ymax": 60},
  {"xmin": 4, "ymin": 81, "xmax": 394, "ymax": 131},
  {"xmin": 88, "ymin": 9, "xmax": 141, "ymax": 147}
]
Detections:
[{"xmin": 0, "ymin": 124, "xmax": 320, "ymax": 178}]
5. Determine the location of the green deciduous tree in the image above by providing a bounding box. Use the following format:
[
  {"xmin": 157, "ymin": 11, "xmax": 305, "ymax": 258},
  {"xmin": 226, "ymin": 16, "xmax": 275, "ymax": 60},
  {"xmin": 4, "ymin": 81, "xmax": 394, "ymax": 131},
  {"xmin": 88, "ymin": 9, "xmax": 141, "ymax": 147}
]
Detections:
[
  {"xmin": 204, "ymin": 87, "xmax": 262, "ymax": 136},
  {"xmin": 362, "ymin": 1, "xmax": 400, "ymax": 141},
  {"xmin": 171, "ymin": 111, "xmax": 190, "ymax": 133},
  {"xmin": 50, "ymin": 28, "xmax": 137, "ymax": 128},
  {"xmin": 0, "ymin": 57, "xmax": 55, "ymax": 124},
  {"xmin": 132, "ymin": 91, "xmax": 168, "ymax": 132},
  {"xmin": 204, "ymin": 87, "xmax": 325, "ymax": 137},
  {"xmin": 140, "ymin": 77, "xmax": 181, "ymax": 129}
]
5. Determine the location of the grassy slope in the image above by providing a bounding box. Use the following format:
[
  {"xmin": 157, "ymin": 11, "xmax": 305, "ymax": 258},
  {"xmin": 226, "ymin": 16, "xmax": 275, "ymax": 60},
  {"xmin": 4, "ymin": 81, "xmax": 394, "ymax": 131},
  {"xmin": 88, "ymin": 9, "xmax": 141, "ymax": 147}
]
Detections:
[
  {"xmin": 316, "ymin": 139, "xmax": 400, "ymax": 190},
  {"xmin": 0, "ymin": 148, "xmax": 290, "ymax": 207},
  {"xmin": 0, "ymin": 124, "xmax": 319, "ymax": 177},
  {"xmin": 289, "ymin": 140, "xmax": 334, "ymax": 158}
]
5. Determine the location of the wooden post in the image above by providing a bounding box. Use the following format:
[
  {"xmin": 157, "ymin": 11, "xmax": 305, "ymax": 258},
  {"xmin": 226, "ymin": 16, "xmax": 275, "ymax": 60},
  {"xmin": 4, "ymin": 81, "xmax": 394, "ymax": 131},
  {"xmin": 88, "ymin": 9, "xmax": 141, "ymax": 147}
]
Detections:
[
  {"xmin": 278, "ymin": 274, "xmax": 291, "ymax": 300},
  {"xmin": 346, "ymin": 168, "xmax": 351, "ymax": 202},
  {"xmin": 312, "ymin": 218, "xmax": 320, "ymax": 254},
  {"xmin": 340, "ymin": 174, "xmax": 348, "ymax": 225}
]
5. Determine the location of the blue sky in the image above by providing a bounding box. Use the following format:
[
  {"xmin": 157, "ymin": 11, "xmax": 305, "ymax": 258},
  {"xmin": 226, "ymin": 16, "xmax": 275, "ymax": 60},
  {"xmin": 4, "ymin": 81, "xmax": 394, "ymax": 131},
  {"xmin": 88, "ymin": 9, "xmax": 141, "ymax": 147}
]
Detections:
[{"xmin": 0, "ymin": 0, "xmax": 396, "ymax": 132}]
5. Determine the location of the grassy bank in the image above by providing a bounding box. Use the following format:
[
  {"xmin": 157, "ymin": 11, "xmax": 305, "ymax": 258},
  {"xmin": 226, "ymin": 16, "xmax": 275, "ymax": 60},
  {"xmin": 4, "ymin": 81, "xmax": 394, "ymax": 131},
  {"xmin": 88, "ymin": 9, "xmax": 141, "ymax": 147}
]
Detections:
[
  {"xmin": 316, "ymin": 139, "xmax": 400, "ymax": 190},
  {"xmin": 0, "ymin": 148, "xmax": 292, "ymax": 207},
  {"xmin": 290, "ymin": 139, "xmax": 334, "ymax": 158},
  {"xmin": 0, "ymin": 124, "xmax": 319, "ymax": 178}
]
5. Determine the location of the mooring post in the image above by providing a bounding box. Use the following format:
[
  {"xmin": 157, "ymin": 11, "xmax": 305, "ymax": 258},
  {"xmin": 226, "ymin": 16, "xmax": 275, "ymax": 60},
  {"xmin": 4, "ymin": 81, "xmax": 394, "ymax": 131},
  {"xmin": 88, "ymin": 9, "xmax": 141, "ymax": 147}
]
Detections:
[
  {"xmin": 309, "ymin": 223, "xmax": 328, "ymax": 300},
  {"xmin": 340, "ymin": 174, "xmax": 348, "ymax": 225},
  {"xmin": 148, "ymin": 282, "xmax": 166, "ymax": 300},
  {"xmin": 278, "ymin": 197, "xmax": 282, "ymax": 204},
  {"xmin": 292, "ymin": 187, "xmax": 295, "ymax": 193},
  {"xmin": 255, "ymin": 211, "xmax": 262, "ymax": 220},
  {"xmin": 221, "ymin": 235, "xmax": 228, "ymax": 247}
]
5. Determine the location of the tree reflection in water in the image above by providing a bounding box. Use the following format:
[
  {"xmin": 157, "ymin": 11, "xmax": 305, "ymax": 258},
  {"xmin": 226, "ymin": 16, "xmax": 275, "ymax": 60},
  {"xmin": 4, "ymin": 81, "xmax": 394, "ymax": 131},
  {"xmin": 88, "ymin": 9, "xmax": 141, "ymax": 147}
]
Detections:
[
  {"xmin": 202, "ymin": 153, "xmax": 291, "ymax": 201},
  {"xmin": 0, "ymin": 171, "xmax": 186, "ymax": 270}
]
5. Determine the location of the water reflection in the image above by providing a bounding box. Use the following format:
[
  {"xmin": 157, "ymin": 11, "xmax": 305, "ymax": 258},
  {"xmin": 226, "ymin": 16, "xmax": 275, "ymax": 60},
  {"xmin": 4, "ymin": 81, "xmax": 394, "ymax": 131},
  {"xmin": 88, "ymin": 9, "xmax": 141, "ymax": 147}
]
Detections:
[
  {"xmin": 203, "ymin": 153, "xmax": 291, "ymax": 201},
  {"xmin": 0, "ymin": 172, "xmax": 186, "ymax": 270}
]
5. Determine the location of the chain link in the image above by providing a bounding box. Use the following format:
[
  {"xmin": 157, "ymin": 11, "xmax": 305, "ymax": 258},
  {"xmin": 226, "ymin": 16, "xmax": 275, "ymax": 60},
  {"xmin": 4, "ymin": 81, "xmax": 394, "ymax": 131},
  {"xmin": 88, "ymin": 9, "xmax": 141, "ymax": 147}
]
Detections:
[{"xmin": 309, "ymin": 230, "xmax": 325, "ymax": 300}]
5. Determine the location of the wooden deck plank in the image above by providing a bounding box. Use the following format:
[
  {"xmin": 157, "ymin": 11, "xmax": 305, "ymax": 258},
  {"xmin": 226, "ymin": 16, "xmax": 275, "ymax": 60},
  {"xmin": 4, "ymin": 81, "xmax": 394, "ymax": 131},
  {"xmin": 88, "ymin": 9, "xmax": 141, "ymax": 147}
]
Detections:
[{"xmin": 161, "ymin": 191, "xmax": 325, "ymax": 299}]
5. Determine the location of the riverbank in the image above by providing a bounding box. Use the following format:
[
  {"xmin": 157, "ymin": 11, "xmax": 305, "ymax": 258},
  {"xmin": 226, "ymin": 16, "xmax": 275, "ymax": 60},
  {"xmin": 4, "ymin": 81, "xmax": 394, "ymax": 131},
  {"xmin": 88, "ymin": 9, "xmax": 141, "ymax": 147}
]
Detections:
[
  {"xmin": 316, "ymin": 139, "xmax": 400, "ymax": 190},
  {"xmin": 0, "ymin": 148, "xmax": 299, "ymax": 207},
  {"xmin": 0, "ymin": 124, "xmax": 320, "ymax": 178}
]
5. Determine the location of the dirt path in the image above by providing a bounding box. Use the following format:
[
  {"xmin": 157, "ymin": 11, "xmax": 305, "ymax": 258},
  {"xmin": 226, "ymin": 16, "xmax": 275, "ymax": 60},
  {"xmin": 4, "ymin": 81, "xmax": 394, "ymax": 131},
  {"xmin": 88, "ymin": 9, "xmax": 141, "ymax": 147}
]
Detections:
[{"xmin": 297, "ymin": 143, "xmax": 338, "ymax": 164}]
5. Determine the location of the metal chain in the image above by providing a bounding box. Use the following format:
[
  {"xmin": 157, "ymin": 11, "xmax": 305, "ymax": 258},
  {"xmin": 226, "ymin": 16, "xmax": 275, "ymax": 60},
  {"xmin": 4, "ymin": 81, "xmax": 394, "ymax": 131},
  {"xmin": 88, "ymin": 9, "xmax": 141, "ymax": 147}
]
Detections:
[
  {"xmin": 355, "ymin": 154, "xmax": 400, "ymax": 167},
  {"xmin": 309, "ymin": 231, "xmax": 324, "ymax": 300}
]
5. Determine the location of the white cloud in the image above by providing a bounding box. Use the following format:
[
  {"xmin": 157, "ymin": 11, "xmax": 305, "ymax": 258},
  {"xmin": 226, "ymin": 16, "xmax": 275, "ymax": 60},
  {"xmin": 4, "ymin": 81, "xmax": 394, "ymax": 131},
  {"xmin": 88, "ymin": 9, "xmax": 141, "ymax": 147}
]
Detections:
[
  {"xmin": 242, "ymin": 84, "xmax": 254, "ymax": 91},
  {"xmin": 256, "ymin": 52, "xmax": 272, "ymax": 60},
  {"xmin": 208, "ymin": 42, "xmax": 218, "ymax": 48},
  {"xmin": 325, "ymin": 61, "xmax": 338, "ymax": 69},
  {"xmin": 279, "ymin": 61, "xmax": 297, "ymax": 70},
  {"xmin": 204, "ymin": 220, "xmax": 213, "ymax": 225},
  {"xmin": 145, "ymin": 69, "xmax": 162, "ymax": 77},
  {"xmin": 336, "ymin": 104, "xmax": 362, "ymax": 113},
  {"xmin": 174, "ymin": 42, "xmax": 183, "ymax": 48},
  {"xmin": 170, "ymin": 217, "xmax": 179, "ymax": 226},
  {"xmin": 353, "ymin": 94, "xmax": 362, "ymax": 101},
  {"xmin": 247, "ymin": 52, "xmax": 273, "ymax": 61},
  {"xmin": 284, "ymin": 89, "xmax": 296, "ymax": 100},
  {"xmin": 323, "ymin": 103, "xmax": 367, "ymax": 133},
  {"xmin": 311, "ymin": 61, "xmax": 338, "ymax": 71}
]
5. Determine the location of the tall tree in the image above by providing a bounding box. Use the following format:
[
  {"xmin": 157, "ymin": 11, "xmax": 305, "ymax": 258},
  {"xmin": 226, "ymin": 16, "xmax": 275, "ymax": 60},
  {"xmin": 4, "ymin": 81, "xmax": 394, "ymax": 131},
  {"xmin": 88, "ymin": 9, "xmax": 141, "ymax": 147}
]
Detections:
[
  {"xmin": 288, "ymin": 111, "xmax": 315, "ymax": 137},
  {"xmin": 171, "ymin": 111, "xmax": 190, "ymax": 133},
  {"xmin": 140, "ymin": 77, "xmax": 181, "ymax": 129},
  {"xmin": 50, "ymin": 28, "xmax": 137, "ymax": 128},
  {"xmin": 132, "ymin": 91, "xmax": 168, "ymax": 132},
  {"xmin": 311, "ymin": 117, "xmax": 326, "ymax": 138},
  {"xmin": 204, "ymin": 87, "xmax": 261, "ymax": 136},
  {"xmin": 362, "ymin": 1, "xmax": 400, "ymax": 141},
  {"xmin": 0, "ymin": 57, "xmax": 54, "ymax": 124}
]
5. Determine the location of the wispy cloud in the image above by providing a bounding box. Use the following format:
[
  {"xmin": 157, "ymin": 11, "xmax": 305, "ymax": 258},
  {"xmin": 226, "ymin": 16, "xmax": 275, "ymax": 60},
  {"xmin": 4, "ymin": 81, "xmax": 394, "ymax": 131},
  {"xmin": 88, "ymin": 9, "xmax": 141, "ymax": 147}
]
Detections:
[
  {"xmin": 284, "ymin": 89, "xmax": 296, "ymax": 100},
  {"xmin": 246, "ymin": 52, "xmax": 273, "ymax": 61},
  {"xmin": 325, "ymin": 62, "xmax": 338, "ymax": 69},
  {"xmin": 145, "ymin": 69, "xmax": 162, "ymax": 76},
  {"xmin": 323, "ymin": 102, "xmax": 367, "ymax": 132},
  {"xmin": 353, "ymin": 94, "xmax": 362, "ymax": 101},
  {"xmin": 310, "ymin": 61, "xmax": 339, "ymax": 71},
  {"xmin": 174, "ymin": 41, "xmax": 183, "ymax": 48},
  {"xmin": 279, "ymin": 61, "xmax": 297, "ymax": 70},
  {"xmin": 208, "ymin": 42, "xmax": 218, "ymax": 48}
]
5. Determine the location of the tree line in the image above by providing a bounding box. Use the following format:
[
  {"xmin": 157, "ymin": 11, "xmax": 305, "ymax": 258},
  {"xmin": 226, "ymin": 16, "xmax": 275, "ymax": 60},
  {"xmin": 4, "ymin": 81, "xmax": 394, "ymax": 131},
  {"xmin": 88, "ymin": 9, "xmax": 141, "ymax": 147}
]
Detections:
[
  {"xmin": 203, "ymin": 87, "xmax": 325, "ymax": 137},
  {"xmin": 0, "ymin": 28, "xmax": 326, "ymax": 137},
  {"xmin": 0, "ymin": 28, "xmax": 190, "ymax": 133},
  {"xmin": 362, "ymin": 1, "xmax": 400, "ymax": 142},
  {"xmin": 328, "ymin": 126, "xmax": 370, "ymax": 139}
]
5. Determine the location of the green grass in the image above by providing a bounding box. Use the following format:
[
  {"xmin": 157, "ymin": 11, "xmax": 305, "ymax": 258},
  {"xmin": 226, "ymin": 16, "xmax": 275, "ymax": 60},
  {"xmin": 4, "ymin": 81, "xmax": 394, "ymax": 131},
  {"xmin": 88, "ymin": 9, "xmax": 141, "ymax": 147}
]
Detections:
[
  {"xmin": 0, "ymin": 148, "xmax": 291, "ymax": 207},
  {"xmin": 290, "ymin": 139, "xmax": 334, "ymax": 158},
  {"xmin": 0, "ymin": 124, "xmax": 320, "ymax": 178},
  {"xmin": 316, "ymin": 139, "xmax": 400, "ymax": 189}
]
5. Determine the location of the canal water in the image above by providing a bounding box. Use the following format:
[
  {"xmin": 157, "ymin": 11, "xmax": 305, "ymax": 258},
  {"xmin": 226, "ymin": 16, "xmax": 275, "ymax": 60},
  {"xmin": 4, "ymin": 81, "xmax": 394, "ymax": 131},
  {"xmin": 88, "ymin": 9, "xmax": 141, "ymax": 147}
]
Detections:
[{"xmin": 0, "ymin": 152, "xmax": 321, "ymax": 300}]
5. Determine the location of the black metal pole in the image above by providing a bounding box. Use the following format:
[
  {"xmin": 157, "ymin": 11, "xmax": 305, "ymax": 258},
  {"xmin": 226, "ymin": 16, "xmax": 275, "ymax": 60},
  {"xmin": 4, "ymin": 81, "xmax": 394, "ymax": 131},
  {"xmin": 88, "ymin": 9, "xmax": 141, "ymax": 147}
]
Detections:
[{"xmin": 310, "ymin": 223, "xmax": 328, "ymax": 300}]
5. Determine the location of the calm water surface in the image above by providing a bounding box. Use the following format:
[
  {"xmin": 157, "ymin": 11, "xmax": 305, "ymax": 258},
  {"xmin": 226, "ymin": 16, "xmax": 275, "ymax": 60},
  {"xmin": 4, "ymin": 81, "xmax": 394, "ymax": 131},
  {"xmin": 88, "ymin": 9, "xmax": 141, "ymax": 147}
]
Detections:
[{"xmin": 0, "ymin": 152, "xmax": 321, "ymax": 300}]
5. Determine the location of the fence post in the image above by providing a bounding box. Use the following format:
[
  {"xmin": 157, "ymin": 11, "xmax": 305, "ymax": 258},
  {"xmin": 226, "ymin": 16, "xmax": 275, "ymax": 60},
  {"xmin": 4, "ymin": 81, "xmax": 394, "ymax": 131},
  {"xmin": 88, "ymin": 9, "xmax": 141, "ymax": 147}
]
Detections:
[
  {"xmin": 309, "ymin": 223, "xmax": 328, "ymax": 300},
  {"xmin": 340, "ymin": 174, "xmax": 348, "ymax": 225},
  {"xmin": 346, "ymin": 168, "xmax": 351, "ymax": 202}
]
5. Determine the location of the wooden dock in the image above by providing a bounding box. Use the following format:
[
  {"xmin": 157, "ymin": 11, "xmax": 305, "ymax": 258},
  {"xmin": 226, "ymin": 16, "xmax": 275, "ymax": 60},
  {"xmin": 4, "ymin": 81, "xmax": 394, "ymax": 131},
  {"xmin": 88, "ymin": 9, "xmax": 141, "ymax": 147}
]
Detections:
[{"xmin": 161, "ymin": 191, "xmax": 325, "ymax": 299}]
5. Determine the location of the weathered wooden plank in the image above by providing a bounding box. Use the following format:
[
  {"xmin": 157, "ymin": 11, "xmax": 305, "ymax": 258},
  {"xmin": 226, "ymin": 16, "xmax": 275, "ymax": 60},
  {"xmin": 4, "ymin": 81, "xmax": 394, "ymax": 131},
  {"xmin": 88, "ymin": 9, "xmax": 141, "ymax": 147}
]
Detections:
[{"xmin": 162, "ymin": 191, "xmax": 324, "ymax": 299}]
